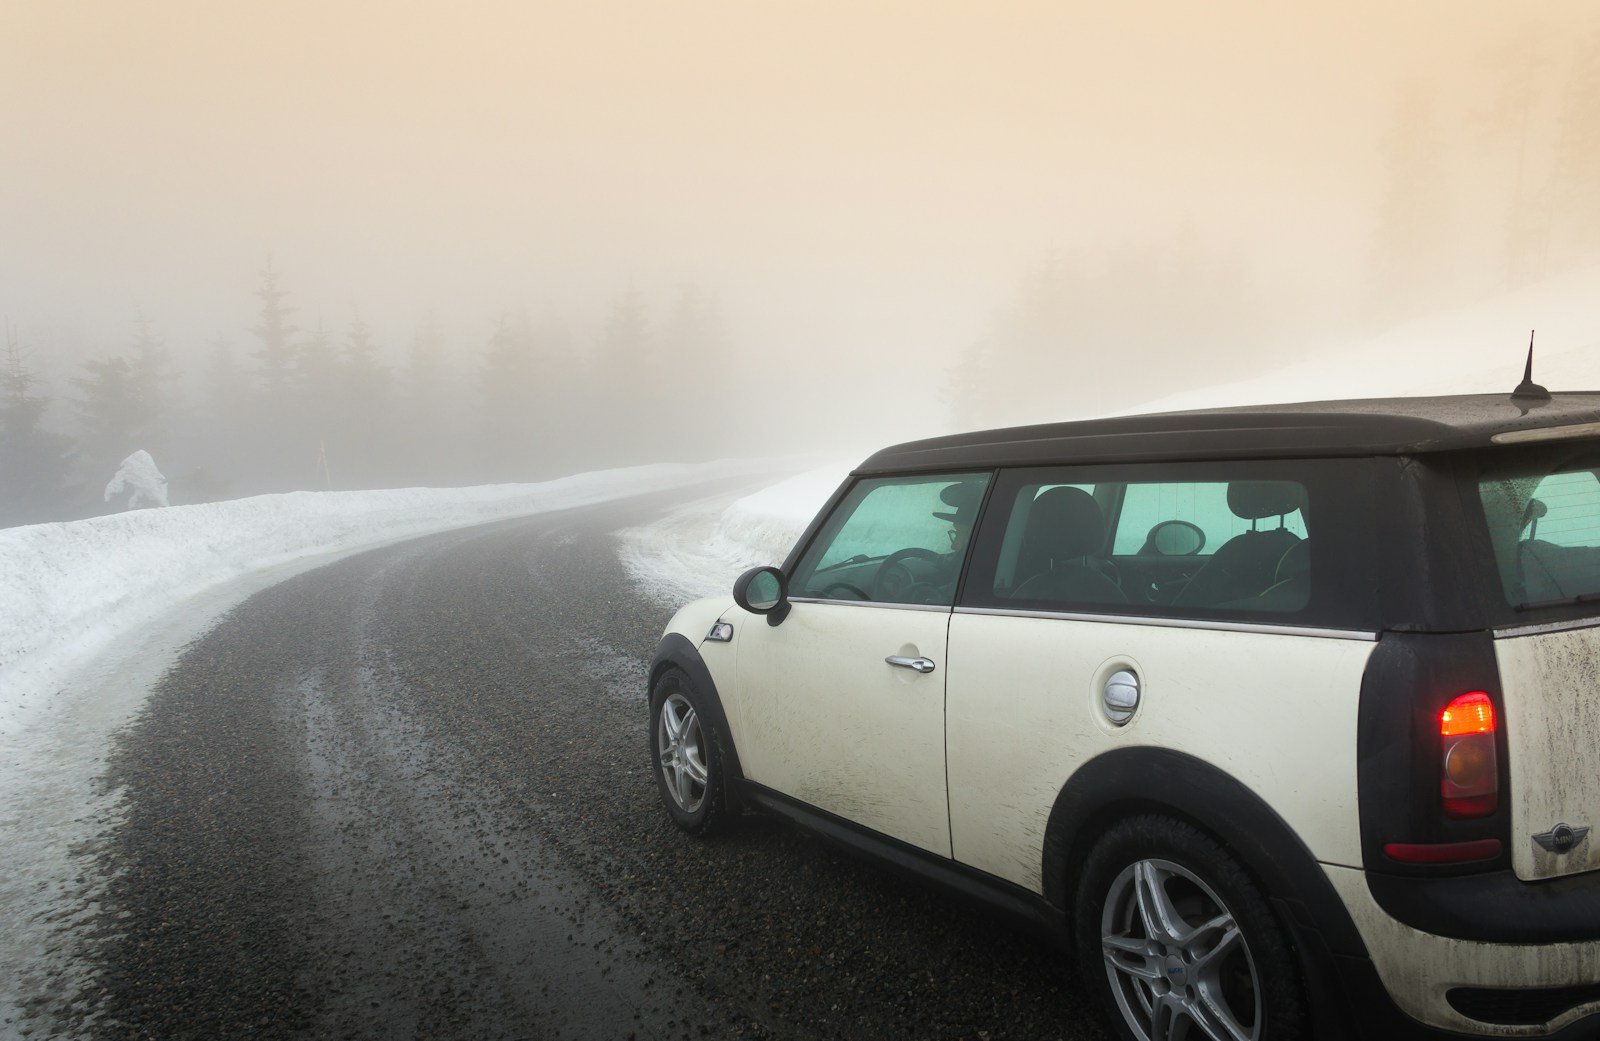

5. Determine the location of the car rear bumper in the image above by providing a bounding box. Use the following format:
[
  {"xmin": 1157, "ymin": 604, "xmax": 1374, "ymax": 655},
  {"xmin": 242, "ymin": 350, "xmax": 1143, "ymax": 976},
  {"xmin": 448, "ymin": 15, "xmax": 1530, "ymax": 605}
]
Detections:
[{"xmin": 1324, "ymin": 864, "xmax": 1600, "ymax": 1036}]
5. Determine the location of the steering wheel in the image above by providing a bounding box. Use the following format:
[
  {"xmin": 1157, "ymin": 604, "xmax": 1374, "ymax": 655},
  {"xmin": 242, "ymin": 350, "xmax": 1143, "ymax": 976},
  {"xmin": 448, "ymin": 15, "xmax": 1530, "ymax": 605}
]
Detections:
[{"xmin": 873, "ymin": 547, "xmax": 945, "ymax": 603}]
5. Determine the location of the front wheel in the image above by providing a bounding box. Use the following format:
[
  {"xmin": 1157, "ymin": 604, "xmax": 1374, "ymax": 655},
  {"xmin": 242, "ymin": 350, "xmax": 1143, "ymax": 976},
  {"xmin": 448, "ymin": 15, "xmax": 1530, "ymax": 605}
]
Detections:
[
  {"xmin": 1074, "ymin": 816, "xmax": 1306, "ymax": 1041},
  {"xmin": 649, "ymin": 669, "xmax": 730, "ymax": 836}
]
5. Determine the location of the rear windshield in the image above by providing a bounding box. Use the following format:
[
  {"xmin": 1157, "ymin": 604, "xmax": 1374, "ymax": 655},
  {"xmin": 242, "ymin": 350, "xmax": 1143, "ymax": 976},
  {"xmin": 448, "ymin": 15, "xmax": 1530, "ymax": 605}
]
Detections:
[{"xmin": 1476, "ymin": 449, "xmax": 1600, "ymax": 611}]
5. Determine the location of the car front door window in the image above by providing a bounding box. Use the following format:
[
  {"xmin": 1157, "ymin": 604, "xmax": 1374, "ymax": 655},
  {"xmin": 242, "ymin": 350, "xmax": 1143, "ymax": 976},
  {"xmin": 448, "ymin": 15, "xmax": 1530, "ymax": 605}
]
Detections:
[{"xmin": 789, "ymin": 473, "xmax": 992, "ymax": 607}]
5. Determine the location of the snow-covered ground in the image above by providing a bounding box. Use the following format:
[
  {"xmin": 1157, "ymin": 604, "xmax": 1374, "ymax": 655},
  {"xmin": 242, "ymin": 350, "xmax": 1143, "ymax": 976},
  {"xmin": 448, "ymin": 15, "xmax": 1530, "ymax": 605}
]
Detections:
[
  {"xmin": 0, "ymin": 458, "xmax": 788, "ymax": 1037},
  {"xmin": 0, "ymin": 461, "xmax": 784, "ymax": 738},
  {"xmin": 619, "ymin": 463, "xmax": 853, "ymax": 605}
]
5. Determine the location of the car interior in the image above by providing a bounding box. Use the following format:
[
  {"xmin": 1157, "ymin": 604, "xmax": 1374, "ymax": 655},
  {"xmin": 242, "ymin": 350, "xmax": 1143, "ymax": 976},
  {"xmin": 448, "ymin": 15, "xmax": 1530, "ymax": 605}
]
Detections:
[
  {"xmin": 991, "ymin": 478, "xmax": 1310, "ymax": 613},
  {"xmin": 792, "ymin": 476, "xmax": 1313, "ymax": 614}
]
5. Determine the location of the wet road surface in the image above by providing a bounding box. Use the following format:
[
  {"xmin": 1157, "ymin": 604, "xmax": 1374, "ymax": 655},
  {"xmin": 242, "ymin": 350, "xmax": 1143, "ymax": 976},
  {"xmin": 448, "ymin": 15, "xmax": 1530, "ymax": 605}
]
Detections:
[{"xmin": 58, "ymin": 487, "xmax": 1105, "ymax": 1040}]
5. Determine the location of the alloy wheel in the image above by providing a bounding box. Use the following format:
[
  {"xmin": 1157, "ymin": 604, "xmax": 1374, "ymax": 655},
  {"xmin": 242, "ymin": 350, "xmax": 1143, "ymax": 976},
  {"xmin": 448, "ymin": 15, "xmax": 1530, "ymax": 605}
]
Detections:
[
  {"xmin": 1100, "ymin": 857, "xmax": 1261, "ymax": 1041},
  {"xmin": 657, "ymin": 691, "xmax": 708, "ymax": 813}
]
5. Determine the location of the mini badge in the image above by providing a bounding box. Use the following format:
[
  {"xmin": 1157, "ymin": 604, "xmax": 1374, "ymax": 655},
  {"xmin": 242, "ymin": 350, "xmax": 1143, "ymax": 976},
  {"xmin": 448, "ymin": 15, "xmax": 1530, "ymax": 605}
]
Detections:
[{"xmin": 1533, "ymin": 823, "xmax": 1591, "ymax": 855}]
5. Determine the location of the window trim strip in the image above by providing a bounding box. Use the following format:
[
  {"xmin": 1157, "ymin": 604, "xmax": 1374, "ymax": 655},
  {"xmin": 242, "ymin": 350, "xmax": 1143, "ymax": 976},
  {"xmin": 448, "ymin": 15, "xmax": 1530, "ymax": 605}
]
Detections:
[
  {"xmin": 1493, "ymin": 615, "xmax": 1600, "ymax": 639},
  {"xmin": 953, "ymin": 605, "xmax": 1377, "ymax": 641},
  {"xmin": 788, "ymin": 596, "xmax": 952, "ymax": 614}
]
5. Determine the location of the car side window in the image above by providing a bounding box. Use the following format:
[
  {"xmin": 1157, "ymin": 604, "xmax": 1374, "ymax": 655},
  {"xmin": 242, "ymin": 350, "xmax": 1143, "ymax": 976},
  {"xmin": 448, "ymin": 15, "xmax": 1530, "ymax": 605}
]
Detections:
[
  {"xmin": 1112, "ymin": 482, "xmax": 1307, "ymax": 555},
  {"xmin": 789, "ymin": 472, "xmax": 992, "ymax": 607},
  {"xmin": 971, "ymin": 468, "xmax": 1313, "ymax": 615}
]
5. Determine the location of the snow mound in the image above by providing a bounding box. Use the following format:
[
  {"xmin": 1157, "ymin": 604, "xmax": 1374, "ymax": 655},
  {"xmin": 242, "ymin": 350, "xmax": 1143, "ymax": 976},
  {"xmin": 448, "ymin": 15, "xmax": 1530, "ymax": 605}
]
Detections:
[
  {"xmin": 0, "ymin": 460, "xmax": 768, "ymax": 736},
  {"xmin": 103, "ymin": 449, "xmax": 169, "ymax": 509},
  {"xmin": 620, "ymin": 461, "xmax": 852, "ymax": 605},
  {"xmin": 1124, "ymin": 266, "xmax": 1600, "ymax": 416}
]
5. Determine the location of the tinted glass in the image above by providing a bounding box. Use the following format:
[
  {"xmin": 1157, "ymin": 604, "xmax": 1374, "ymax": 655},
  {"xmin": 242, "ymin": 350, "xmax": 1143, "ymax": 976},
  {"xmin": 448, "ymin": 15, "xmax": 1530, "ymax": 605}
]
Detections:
[
  {"xmin": 1477, "ymin": 459, "xmax": 1600, "ymax": 609},
  {"xmin": 1113, "ymin": 482, "xmax": 1307, "ymax": 554},
  {"xmin": 967, "ymin": 465, "xmax": 1333, "ymax": 619},
  {"xmin": 789, "ymin": 472, "xmax": 991, "ymax": 607}
]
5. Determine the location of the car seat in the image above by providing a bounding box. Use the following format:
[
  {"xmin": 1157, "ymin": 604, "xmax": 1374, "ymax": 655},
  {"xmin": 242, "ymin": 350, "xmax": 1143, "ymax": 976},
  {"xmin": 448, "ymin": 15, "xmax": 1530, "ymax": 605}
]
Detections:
[
  {"xmin": 1011, "ymin": 487, "xmax": 1127, "ymax": 604},
  {"xmin": 1172, "ymin": 481, "xmax": 1305, "ymax": 608}
]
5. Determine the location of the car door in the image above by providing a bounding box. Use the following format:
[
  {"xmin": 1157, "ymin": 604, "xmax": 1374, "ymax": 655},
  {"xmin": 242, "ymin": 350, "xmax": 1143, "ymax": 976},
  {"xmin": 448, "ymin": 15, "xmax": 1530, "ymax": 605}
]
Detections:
[{"xmin": 733, "ymin": 471, "xmax": 991, "ymax": 857}]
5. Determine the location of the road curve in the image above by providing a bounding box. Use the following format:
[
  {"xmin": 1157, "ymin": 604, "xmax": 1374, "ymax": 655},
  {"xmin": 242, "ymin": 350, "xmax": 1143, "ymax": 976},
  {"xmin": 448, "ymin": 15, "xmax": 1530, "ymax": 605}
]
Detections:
[{"xmin": 61, "ymin": 486, "xmax": 1103, "ymax": 1041}]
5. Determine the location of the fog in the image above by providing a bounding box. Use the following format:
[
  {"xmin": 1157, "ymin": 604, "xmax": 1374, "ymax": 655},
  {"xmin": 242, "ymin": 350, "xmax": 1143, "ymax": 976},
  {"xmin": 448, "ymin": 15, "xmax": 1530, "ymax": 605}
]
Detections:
[{"xmin": 3, "ymin": 1, "xmax": 1599, "ymax": 524}]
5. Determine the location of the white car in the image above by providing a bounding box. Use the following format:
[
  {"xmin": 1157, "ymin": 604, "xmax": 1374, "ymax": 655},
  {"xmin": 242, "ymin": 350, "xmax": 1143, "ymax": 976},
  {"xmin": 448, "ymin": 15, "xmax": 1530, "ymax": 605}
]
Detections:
[{"xmin": 648, "ymin": 391, "xmax": 1600, "ymax": 1040}]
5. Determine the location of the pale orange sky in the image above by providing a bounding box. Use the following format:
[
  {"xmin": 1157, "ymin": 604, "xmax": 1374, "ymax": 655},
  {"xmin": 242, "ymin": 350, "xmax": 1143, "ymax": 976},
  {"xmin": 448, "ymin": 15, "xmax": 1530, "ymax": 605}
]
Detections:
[{"xmin": 1, "ymin": 0, "xmax": 1592, "ymax": 432}]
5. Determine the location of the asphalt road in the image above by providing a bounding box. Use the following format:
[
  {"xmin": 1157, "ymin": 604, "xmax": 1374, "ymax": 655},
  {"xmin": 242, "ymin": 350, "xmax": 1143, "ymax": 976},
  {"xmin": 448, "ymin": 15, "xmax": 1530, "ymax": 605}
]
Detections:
[{"xmin": 57, "ymin": 486, "xmax": 1105, "ymax": 1041}]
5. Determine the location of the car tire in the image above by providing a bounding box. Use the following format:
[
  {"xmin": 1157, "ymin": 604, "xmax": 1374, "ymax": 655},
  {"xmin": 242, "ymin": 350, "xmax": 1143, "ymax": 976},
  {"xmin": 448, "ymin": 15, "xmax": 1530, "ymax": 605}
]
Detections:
[
  {"xmin": 649, "ymin": 668, "xmax": 730, "ymax": 836},
  {"xmin": 1074, "ymin": 815, "xmax": 1307, "ymax": 1041}
]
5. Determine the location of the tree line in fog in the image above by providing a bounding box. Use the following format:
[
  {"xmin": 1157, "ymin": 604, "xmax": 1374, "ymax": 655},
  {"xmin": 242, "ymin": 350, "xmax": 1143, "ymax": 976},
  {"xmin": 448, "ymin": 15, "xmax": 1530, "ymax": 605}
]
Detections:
[{"xmin": 0, "ymin": 265, "xmax": 751, "ymax": 527}]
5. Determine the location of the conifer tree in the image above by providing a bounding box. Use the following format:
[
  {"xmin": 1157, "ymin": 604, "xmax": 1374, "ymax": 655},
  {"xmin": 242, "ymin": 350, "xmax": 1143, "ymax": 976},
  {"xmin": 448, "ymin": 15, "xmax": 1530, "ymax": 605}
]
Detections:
[
  {"xmin": 72, "ymin": 355, "xmax": 148, "ymax": 499},
  {"xmin": 479, "ymin": 312, "xmax": 539, "ymax": 478},
  {"xmin": 250, "ymin": 261, "xmax": 300, "ymax": 398},
  {"xmin": 339, "ymin": 311, "xmax": 391, "ymax": 486},
  {"xmin": 400, "ymin": 315, "xmax": 451, "ymax": 485},
  {"xmin": 0, "ymin": 327, "xmax": 73, "ymax": 526},
  {"xmin": 128, "ymin": 313, "xmax": 179, "ymax": 461}
]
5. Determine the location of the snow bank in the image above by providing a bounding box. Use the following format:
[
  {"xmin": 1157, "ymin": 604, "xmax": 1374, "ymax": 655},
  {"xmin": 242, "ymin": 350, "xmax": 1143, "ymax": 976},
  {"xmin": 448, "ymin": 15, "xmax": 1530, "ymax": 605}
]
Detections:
[
  {"xmin": 620, "ymin": 461, "xmax": 853, "ymax": 605},
  {"xmin": 0, "ymin": 460, "xmax": 768, "ymax": 735},
  {"xmin": 1122, "ymin": 265, "xmax": 1600, "ymax": 415}
]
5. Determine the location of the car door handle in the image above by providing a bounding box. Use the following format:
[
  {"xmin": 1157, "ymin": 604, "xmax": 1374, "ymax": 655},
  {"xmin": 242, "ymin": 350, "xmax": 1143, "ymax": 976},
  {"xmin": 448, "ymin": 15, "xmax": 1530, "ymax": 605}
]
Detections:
[{"xmin": 885, "ymin": 655, "xmax": 936, "ymax": 674}]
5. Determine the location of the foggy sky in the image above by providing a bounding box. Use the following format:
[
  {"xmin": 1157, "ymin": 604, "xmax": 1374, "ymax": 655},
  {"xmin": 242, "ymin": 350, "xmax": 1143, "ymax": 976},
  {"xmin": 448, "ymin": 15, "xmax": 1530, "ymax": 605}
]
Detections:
[{"xmin": 3, "ymin": 1, "xmax": 1596, "ymax": 451}]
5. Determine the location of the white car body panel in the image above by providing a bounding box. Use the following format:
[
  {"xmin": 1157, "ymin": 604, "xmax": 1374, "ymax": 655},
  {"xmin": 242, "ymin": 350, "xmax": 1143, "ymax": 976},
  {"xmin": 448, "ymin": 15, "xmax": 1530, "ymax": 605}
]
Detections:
[
  {"xmin": 731, "ymin": 600, "xmax": 953, "ymax": 857},
  {"xmin": 659, "ymin": 596, "xmax": 742, "ymax": 733},
  {"xmin": 662, "ymin": 596, "xmax": 736, "ymax": 650},
  {"xmin": 1326, "ymin": 864, "xmax": 1600, "ymax": 1035},
  {"xmin": 945, "ymin": 612, "xmax": 1378, "ymax": 891},
  {"xmin": 1493, "ymin": 624, "xmax": 1600, "ymax": 881}
]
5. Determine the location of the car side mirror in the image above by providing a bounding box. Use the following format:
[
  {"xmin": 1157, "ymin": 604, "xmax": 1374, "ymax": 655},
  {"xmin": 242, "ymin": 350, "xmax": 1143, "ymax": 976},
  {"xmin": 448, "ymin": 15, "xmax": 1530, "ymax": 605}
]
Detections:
[{"xmin": 733, "ymin": 565, "xmax": 791, "ymax": 626}]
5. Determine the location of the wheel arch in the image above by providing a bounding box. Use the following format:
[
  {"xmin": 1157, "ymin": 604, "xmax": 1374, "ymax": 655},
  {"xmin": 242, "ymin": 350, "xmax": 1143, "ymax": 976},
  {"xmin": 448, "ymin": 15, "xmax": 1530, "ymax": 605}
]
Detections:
[
  {"xmin": 1044, "ymin": 747, "xmax": 1374, "ymax": 1040},
  {"xmin": 650, "ymin": 634, "xmax": 746, "ymax": 793}
]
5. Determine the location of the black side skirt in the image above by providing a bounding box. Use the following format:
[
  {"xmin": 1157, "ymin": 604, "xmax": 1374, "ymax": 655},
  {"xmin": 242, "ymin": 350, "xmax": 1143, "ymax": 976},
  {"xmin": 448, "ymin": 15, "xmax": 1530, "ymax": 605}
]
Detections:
[{"xmin": 736, "ymin": 780, "xmax": 1068, "ymax": 944}]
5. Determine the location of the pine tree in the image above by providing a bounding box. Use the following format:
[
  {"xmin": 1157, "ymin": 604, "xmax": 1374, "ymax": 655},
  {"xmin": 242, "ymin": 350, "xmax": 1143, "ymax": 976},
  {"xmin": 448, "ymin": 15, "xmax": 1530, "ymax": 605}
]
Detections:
[
  {"xmin": 297, "ymin": 320, "xmax": 342, "ymax": 489},
  {"xmin": 128, "ymin": 313, "xmax": 179, "ymax": 461},
  {"xmin": 73, "ymin": 355, "xmax": 149, "ymax": 502},
  {"xmin": 187, "ymin": 336, "xmax": 248, "ymax": 502},
  {"xmin": 250, "ymin": 261, "xmax": 300, "ymax": 398},
  {"xmin": 479, "ymin": 312, "xmax": 539, "ymax": 478},
  {"xmin": 591, "ymin": 290, "xmax": 652, "ymax": 465},
  {"xmin": 0, "ymin": 327, "xmax": 73, "ymax": 526},
  {"xmin": 399, "ymin": 315, "xmax": 452, "ymax": 485},
  {"xmin": 339, "ymin": 311, "xmax": 392, "ymax": 486}
]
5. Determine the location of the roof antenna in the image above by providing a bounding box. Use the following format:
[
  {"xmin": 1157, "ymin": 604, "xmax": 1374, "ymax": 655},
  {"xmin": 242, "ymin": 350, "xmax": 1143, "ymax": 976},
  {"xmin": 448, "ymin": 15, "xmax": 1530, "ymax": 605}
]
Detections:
[{"xmin": 1510, "ymin": 329, "xmax": 1550, "ymax": 405}]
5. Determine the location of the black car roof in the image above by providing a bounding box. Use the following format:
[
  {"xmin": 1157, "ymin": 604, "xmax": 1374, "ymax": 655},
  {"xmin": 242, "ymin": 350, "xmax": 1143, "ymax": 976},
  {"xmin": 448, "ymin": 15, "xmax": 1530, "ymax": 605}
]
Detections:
[{"xmin": 855, "ymin": 393, "xmax": 1600, "ymax": 474}]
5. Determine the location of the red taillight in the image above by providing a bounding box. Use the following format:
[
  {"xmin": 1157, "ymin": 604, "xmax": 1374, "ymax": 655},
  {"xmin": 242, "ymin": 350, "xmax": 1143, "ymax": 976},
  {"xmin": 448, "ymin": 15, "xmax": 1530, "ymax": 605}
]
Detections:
[
  {"xmin": 1440, "ymin": 691, "xmax": 1498, "ymax": 818},
  {"xmin": 1440, "ymin": 691, "xmax": 1494, "ymax": 736}
]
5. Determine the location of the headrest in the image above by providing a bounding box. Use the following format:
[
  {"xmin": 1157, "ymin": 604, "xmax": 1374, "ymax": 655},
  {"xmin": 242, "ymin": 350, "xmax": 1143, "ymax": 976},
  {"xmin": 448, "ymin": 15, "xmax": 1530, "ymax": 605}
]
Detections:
[
  {"xmin": 1025, "ymin": 486, "xmax": 1105, "ymax": 560},
  {"xmin": 1276, "ymin": 540, "xmax": 1310, "ymax": 584},
  {"xmin": 1227, "ymin": 481, "xmax": 1306, "ymax": 521}
]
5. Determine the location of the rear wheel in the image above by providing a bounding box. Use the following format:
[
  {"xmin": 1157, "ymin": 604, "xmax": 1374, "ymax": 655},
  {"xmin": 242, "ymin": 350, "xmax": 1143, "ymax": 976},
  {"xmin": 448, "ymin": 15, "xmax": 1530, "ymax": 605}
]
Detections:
[
  {"xmin": 649, "ymin": 669, "xmax": 730, "ymax": 836},
  {"xmin": 1075, "ymin": 816, "xmax": 1306, "ymax": 1041}
]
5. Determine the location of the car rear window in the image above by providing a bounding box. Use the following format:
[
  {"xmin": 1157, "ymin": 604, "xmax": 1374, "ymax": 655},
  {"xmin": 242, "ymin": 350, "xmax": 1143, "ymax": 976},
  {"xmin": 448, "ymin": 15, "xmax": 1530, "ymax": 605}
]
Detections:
[{"xmin": 1476, "ymin": 453, "xmax": 1600, "ymax": 610}]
